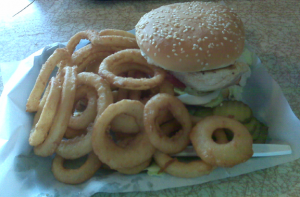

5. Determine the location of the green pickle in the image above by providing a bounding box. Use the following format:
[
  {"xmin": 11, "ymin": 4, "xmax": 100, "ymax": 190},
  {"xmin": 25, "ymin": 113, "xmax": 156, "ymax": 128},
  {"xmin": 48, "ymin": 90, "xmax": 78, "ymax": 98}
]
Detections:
[
  {"xmin": 213, "ymin": 101, "xmax": 252, "ymax": 123},
  {"xmin": 253, "ymin": 124, "xmax": 269, "ymax": 144},
  {"xmin": 194, "ymin": 107, "xmax": 214, "ymax": 118},
  {"xmin": 244, "ymin": 117, "xmax": 259, "ymax": 136}
]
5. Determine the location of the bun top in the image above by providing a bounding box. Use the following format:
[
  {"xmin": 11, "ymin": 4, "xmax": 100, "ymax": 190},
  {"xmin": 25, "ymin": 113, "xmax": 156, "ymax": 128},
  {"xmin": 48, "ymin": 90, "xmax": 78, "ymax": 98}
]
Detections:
[{"xmin": 135, "ymin": 2, "xmax": 245, "ymax": 72}]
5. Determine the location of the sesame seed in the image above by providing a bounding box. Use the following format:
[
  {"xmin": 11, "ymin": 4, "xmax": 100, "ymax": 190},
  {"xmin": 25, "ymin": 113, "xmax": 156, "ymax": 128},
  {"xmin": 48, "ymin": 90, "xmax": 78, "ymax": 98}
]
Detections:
[
  {"xmin": 167, "ymin": 55, "xmax": 170, "ymax": 58},
  {"xmin": 223, "ymin": 37, "xmax": 228, "ymax": 40},
  {"xmin": 174, "ymin": 53, "xmax": 178, "ymax": 56},
  {"xmin": 154, "ymin": 53, "xmax": 157, "ymax": 56},
  {"xmin": 199, "ymin": 47, "xmax": 203, "ymax": 51},
  {"xmin": 147, "ymin": 49, "xmax": 150, "ymax": 52},
  {"xmin": 205, "ymin": 63, "xmax": 209, "ymax": 66},
  {"xmin": 197, "ymin": 59, "xmax": 200, "ymax": 62},
  {"xmin": 172, "ymin": 49, "xmax": 176, "ymax": 52},
  {"xmin": 178, "ymin": 42, "xmax": 181, "ymax": 45}
]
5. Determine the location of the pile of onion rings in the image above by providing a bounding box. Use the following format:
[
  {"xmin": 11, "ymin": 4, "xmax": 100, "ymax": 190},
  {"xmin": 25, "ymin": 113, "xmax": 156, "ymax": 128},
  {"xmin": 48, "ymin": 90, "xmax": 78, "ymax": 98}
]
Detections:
[{"xmin": 26, "ymin": 29, "xmax": 253, "ymax": 184}]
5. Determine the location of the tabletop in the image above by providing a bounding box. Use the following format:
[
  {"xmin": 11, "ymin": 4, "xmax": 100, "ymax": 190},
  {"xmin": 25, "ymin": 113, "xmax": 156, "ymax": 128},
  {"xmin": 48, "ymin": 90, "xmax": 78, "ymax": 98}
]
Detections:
[{"xmin": 0, "ymin": 0, "xmax": 300, "ymax": 196}]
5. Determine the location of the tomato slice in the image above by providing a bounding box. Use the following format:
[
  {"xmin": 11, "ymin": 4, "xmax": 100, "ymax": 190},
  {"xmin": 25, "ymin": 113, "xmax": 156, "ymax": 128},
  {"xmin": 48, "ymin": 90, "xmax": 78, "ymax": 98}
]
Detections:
[{"xmin": 166, "ymin": 73, "xmax": 186, "ymax": 88}]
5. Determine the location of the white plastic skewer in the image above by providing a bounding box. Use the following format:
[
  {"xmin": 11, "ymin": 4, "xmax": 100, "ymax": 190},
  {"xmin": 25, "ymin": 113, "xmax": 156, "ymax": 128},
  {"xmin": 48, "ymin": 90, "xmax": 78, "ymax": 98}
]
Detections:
[{"xmin": 173, "ymin": 144, "xmax": 292, "ymax": 157}]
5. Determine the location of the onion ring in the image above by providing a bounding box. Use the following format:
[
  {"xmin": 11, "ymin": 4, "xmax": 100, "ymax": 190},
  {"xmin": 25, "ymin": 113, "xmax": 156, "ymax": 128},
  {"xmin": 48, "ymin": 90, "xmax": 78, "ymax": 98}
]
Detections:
[
  {"xmin": 51, "ymin": 152, "xmax": 101, "ymax": 184},
  {"xmin": 34, "ymin": 66, "xmax": 77, "ymax": 157},
  {"xmin": 29, "ymin": 81, "xmax": 51, "ymax": 142},
  {"xmin": 92, "ymin": 35, "xmax": 138, "ymax": 49},
  {"xmin": 154, "ymin": 151, "xmax": 214, "ymax": 178},
  {"xmin": 26, "ymin": 48, "xmax": 71, "ymax": 112},
  {"xmin": 92, "ymin": 100, "xmax": 155, "ymax": 169},
  {"xmin": 99, "ymin": 49, "xmax": 166, "ymax": 90},
  {"xmin": 99, "ymin": 29, "xmax": 136, "ymax": 38},
  {"xmin": 66, "ymin": 30, "xmax": 138, "ymax": 54},
  {"xmin": 144, "ymin": 93, "xmax": 192, "ymax": 154},
  {"xmin": 76, "ymin": 72, "xmax": 113, "ymax": 118},
  {"xmin": 56, "ymin": 126, "xmax": 93, "ymax": 159},
  {"xmin": 29, "ymin": 77, "xmax": 62, "ymax": 146},
  {"xmin": 66, "ymin": 30, "xmax": 100, "ymax": 54},
  {"xmin": 69, "ymin": 85, "xmax": 98, "ymax": 130},
  {"xmin": 71, "ymin": 44, "xmax": 122, "ymax": 73},
  {"xmin": 190, "ymin": 116, "xmax": 253, "ymax": 167}
]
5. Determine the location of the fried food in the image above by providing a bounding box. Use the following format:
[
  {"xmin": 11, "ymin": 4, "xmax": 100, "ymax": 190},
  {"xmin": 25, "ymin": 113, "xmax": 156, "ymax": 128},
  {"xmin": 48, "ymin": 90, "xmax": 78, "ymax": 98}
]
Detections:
[
  {"xmin": 34, "ymin": 66, "xmax": 77, "ymax": 157},
  {"xmin": 51, "ymin": 152, "xmax": 101, "ymax": 184},
  {"xmin": 154, "ymin": 151, "xmax": 214, "ymax": 178},
  {"xmin": 26, "ymin": 48, "xmax": 71, "ymax": 112},
  {"xmin": 29, "ymin": 77, "xmax": 61, "ymax": 146},
  {"xmin": 56, "ymin": 126, "xmax": 93, "ymax": 159},
  {"xmin": 92, "ymin": 100, "xmax": 155, "ymax": 169},
  {"xmin": 99, "ymin": 49, "xmax": 166, "ymax": 90},
  {"xmin": 26, "ymin": 28, "xmax": 257, "ymax": 184},
  {"xmin": 144, "ymin": 93, "xmax": 192, "ymax": 154},
  {"xmin": 69, "ymin": 85, "xmax": 98, "ymax": 130},
  {"xmin": 190, "ymin": 116, "xmax": 253, "ymax": 167}
]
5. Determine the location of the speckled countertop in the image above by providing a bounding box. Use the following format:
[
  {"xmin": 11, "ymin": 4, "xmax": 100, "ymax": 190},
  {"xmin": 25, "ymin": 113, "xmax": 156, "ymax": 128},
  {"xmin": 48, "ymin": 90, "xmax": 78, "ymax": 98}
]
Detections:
[{"xmin": 0, "ymin": 0, "xmax": 300, "ymax": 196}]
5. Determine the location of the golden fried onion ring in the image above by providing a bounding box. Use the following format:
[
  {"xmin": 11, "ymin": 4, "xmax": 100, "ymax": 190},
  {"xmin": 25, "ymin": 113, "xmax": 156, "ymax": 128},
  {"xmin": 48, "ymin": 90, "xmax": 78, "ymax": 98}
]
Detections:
[
  {"xmin": 71, "ymin": 44, "xmax": 122, "ymax": 73},
  {"xmin": 51, "ymin": 152, "xmax": 101, "ymax": 184},
  {"xmin": 29, "ymin": 77, "xmax": 62, "ymax": 146},
  {"xmin": 34, "ymin": 66, "xmax": 77, "ymax": 157},
  {"xmin": 56, "ymin": 126, "xmax": 93, "ymax": 159},
  {"xmin": 26, "ymin": 48, "xmax": 71, "ymax": 112},
  {"xmin": 92, "ymin": 100, "xmax": 155, "ymax": 169},
  {"xmin": 56, "ymin": 73, "xmax": 112, "ymax": 159},
  {"xmin": 144, "ymin": 93, "xmax": 192, "ymax": 154},
  {"xmin": 190, "ymin": 116, "xmax": 253, "ymax": 167},
  {"xmin": 66, "ymin": 30, "xmax": 138, "ymax": 54},
  {"xmin": 69, "ymin": 85, "xmax": 98, "ymax": 130},
  {"xmin": 99, "ymin": 49, "xmax": 166, "ymax": 90},
  {"xmin": 77, "ymin": 72, "xmax": 113, "ymax": 118},
  {"xmin": 154, "ymin": 151, "xmax": 215, "ymax": 178},
  {"xmin": 99, "ymin": 29, "xmax": 136, "ymax": 38}
]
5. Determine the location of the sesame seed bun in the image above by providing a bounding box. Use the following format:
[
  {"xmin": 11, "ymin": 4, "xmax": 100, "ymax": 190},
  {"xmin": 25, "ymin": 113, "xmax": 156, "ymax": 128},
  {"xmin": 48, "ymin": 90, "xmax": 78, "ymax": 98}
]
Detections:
[{"xmin": 135, "ymin": 2, "xmax": 245, "ymax": 72}]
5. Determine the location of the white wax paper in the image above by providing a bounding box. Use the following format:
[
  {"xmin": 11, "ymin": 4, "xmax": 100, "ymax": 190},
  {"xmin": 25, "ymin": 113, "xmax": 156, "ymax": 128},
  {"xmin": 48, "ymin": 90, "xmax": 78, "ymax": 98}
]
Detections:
[{"xmin": 0, "ymin": 40, "xmax": 300, "ymax": 197}]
